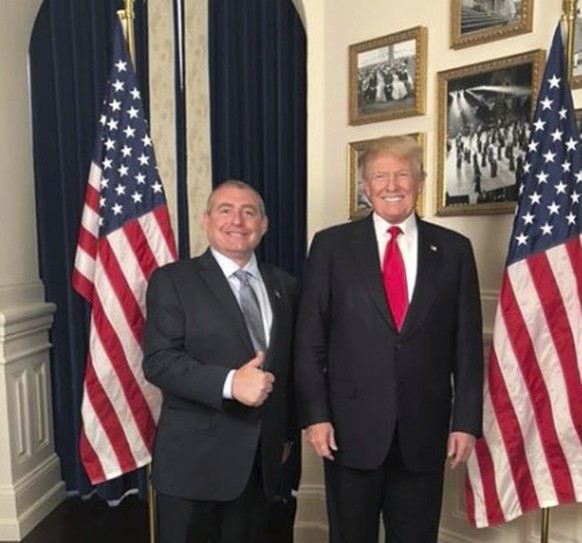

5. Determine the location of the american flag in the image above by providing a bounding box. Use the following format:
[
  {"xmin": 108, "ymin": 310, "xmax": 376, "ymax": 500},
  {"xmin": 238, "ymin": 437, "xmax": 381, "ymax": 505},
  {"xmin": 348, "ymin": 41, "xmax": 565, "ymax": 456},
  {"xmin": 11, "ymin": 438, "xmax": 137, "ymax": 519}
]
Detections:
[
  {"xmin": 72, "ymin": 20, "xmax": 177, "ymax": 484},
  {"xmin": 465, "ymin": 25, "xmax": 582, "ymax": 527}
]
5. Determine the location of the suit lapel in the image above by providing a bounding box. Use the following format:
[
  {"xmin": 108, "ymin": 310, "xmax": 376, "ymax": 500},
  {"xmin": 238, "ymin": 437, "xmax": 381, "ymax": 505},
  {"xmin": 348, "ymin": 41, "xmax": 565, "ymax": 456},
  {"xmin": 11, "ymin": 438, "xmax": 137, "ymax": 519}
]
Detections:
[
  {"xmin": 258, "ymin": 265, "xmax": 285, "ymax": 369},
  {"xmin": 401, "ymin": 219, "xmax": 442, "ymax": 335},
  {"xmin": 198, "ymin": 249, "xmax": 254, "ymax": 353},
  {"xmin": 350, "ymin": 215, "xmax": 395, "ymax": 330}
]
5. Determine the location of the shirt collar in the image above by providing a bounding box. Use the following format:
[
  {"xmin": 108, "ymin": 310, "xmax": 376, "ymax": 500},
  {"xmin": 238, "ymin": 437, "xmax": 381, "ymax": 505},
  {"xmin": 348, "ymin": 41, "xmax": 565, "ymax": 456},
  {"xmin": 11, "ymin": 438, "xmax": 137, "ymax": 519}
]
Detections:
[
  {"xmin": 372, "ymin": 212, "xmax": 418, "ymax": 239},
  {"xmin": 210, "ymin": 247, "xmax": 260, "ymax": 279}
]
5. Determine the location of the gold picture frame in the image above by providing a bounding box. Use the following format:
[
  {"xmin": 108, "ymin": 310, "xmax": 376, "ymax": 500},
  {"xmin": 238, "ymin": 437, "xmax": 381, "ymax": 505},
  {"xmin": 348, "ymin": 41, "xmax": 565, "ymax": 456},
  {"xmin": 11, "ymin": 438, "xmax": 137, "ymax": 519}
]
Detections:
[
  {"xmin": 347, "ymin": 133, "xmax": 425, "ymax": 220},
  {"xmin": 348, "ymin": 26, "xmax": 427, "ymax": 126},
  {"xmin": 450, "ymin": 0, "xmax": 533, "ymax": 50},
  {"xmin": 572, "ymin": 8, "xmax": 582, "ymax": 88},
  {"xmin": 436, "ymin": 50, "xmax": 544, "ymax": 216}
]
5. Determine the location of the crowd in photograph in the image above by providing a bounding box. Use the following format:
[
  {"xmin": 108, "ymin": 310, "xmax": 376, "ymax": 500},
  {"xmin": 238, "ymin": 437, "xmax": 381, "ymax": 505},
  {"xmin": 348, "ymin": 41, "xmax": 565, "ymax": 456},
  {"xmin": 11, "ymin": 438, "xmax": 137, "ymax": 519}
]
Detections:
[
  {"xmin": 446, "ymin": 118, "xmax": 530, "ymax": 205},
  {"xmin": 358, "ymin": 60, "xmax": 414, "ymax": 106}
]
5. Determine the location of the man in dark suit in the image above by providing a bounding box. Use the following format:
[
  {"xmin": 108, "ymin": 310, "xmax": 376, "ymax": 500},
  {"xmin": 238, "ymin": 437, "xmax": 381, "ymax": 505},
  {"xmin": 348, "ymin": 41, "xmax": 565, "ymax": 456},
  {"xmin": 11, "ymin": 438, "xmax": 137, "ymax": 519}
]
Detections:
[
  {"xmin": 295, "ymin": 136, "xmax": 483, "ymax": 543},
  {"xmin": 143, "ymin": 180, "xmax": 298, "ymax": 543}
]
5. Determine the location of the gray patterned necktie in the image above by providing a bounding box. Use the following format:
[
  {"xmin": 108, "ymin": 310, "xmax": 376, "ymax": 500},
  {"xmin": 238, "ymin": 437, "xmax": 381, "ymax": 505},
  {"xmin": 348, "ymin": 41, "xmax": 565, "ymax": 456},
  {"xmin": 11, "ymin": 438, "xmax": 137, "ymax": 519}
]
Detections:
[{"xmin": 233, "ymin": 269, "xmax": 267, "ymax": 352}]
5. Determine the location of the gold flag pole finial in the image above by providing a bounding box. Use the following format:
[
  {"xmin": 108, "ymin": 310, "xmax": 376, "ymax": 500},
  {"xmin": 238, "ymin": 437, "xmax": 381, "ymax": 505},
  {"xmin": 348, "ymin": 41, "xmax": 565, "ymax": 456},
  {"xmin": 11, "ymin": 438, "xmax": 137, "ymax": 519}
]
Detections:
[
  {"xmin": 117, "ymin": 0, "xmax": 136, "ymax": 67},
  {"xmin": 563, "ymin": 0, "xmax": 578, "ymax": 83}
]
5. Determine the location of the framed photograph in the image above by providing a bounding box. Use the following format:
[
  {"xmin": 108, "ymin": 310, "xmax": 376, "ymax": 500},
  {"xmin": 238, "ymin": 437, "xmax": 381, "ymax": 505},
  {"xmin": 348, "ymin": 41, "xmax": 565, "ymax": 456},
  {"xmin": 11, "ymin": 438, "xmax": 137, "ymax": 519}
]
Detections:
[
  {"xmin": 348, "ymin": 26, "xmax": 427, "ymax": 125},
  {"xmin": 450, "ymin": 0, "xmax": 533, "ymax": 50},
  {"xmin": 436, "ymin": 50, "xmax": 544, "ymax": 216},
  {"xmin": 572, "ymin": 8, "xmax": 582, "ymax": 88},
  {"xmin": 347, "ymin": 133, "xmax": 425, "ymax": 220}
]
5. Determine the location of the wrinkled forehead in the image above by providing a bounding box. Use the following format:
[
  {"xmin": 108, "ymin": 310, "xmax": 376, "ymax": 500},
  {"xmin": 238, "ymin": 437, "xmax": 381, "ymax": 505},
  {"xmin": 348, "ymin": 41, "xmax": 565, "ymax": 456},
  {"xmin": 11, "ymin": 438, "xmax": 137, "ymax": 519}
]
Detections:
[
  {"xmin": 207, "ymin": 187, "xmax": 265, "ymax": 216},
  {"xmin": 363, "ymin": 152, "xmax": 424, "ymax": 178}
]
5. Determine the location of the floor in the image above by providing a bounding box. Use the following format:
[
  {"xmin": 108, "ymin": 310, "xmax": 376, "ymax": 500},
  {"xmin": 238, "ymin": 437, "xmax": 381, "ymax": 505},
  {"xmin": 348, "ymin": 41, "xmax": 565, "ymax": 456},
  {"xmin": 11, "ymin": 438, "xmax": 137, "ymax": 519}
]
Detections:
[
  {"xmin": 1, "ymin": 497, "xmax": 148, "ymax": 543},
  {"xmin": 1, "ymin": 495, "xmax": 295, "ymax": 543}
]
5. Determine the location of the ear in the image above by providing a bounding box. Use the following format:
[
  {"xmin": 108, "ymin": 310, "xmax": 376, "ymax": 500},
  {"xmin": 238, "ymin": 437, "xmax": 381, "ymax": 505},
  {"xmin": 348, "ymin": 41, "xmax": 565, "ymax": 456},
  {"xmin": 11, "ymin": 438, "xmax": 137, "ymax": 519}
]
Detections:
[
  {"xmin": 261, "ymin": 216, "xmax": 269, "ymax": 236},
  {"xmin": 202, "ymin": 212, "xmax": 209, "ymax": 230},
  {"xmin": 363, "ymin": 179, "xmax": 372, "ymax": 200}
]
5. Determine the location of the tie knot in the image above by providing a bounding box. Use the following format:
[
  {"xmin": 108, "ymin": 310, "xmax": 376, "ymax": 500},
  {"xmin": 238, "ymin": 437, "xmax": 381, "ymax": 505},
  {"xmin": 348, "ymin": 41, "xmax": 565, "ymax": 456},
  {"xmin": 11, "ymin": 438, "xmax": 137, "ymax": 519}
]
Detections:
[
  {"xmin": 234, "ymin": 269, "xmax": 251, "ymax": 285},
  {"xmin": 388, "ymin": 226, "xmax": 402, "ymax": 239}
]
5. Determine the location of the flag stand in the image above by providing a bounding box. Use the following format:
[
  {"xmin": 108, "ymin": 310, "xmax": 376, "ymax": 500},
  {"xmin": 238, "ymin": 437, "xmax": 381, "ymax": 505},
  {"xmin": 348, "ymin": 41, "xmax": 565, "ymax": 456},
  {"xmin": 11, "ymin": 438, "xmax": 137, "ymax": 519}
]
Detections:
[{"xmin": 116, "ymin": 7, "xmax": 158, "ymax": 543}]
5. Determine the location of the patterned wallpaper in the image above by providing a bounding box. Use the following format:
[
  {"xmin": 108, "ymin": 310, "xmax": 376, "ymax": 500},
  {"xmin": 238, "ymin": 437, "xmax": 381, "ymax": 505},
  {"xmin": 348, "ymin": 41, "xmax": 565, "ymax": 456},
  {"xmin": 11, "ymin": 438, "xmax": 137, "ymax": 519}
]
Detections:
[
  {"xmin": 184, "ymin": 0, "xmax": 212, "ymax": 255},
  {"xmin": 148, "ymin": 0, "xmax": 211, "ymax": 257}
]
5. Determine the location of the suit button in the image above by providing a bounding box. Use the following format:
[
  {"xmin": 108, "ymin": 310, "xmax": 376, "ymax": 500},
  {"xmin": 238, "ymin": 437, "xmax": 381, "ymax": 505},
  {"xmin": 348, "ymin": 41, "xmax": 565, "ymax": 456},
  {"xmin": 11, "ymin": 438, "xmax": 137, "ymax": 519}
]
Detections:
[{"xmin": 395, "ymin": 343, "xmax": 402, "ymax": 350}]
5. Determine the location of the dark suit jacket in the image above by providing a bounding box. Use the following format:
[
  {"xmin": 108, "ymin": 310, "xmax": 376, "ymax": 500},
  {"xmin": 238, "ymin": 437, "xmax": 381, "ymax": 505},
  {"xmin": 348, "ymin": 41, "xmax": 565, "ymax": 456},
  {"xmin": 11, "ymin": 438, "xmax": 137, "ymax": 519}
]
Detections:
[
  {"xmin": 295, "ymin": 215, "xmax": 483, "ymax": 472},
  {"xmin": 143, "ymin": 249, "xmax": 298, "ymax": 501}
]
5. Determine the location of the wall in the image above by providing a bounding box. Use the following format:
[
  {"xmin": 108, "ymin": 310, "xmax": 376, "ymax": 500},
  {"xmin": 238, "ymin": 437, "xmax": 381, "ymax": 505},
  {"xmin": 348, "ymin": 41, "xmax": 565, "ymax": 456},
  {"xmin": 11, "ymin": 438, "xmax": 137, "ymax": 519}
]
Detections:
[
  {"xmin": 0, "ymin": 1, "xmax": 65, "ymax": 540},
  {"xmin": 296, "ymin": 0, "xmax": 582, "ymax": 542},
  {"xmin": 149, "ymin": 0, "xmax": 212, "ymax": 256}
]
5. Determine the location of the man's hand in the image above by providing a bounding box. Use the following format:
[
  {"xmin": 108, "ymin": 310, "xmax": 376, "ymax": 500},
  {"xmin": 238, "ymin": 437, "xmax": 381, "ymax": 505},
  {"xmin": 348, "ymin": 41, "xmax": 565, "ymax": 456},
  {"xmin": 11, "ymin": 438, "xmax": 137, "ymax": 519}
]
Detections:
[
  {"xmin": 232, "ymin": 352, "xmax": 274, "ymax": 407},
  {"xmin": 447, "ymin": 431, "xmax": 476, "ymax": 470},
  {"xmin": 304, "ymin": 422, "xmax": 338, "ymax": 460}
]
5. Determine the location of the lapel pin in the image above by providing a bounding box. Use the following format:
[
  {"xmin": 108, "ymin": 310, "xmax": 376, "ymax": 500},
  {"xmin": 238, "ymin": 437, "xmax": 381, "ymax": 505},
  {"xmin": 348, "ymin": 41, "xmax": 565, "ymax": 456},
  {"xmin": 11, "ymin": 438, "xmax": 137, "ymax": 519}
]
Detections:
[
  {"xmin": 430, "ymin": 245, "xmax": 438, "ymax": 252},
  {"xmin": 274, "ymin": 290, "xmax": 282, "ymax": 299}
]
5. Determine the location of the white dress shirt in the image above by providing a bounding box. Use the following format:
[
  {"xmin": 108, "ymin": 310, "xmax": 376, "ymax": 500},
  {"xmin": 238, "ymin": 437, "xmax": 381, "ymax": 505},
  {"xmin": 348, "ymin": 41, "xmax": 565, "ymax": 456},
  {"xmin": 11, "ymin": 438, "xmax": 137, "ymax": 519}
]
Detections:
[{"xmin": 210, "ymin": 248, "xmax": 273, "ymax": 398}]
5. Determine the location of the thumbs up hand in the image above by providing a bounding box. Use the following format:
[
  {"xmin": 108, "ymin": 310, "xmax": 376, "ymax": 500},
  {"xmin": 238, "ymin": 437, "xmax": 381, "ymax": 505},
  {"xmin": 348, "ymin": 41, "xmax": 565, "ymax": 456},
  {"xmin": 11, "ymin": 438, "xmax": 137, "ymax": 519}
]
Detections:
[{"xmin": 232, "ymin": 352, "xmax": 275, "ymax": 407}]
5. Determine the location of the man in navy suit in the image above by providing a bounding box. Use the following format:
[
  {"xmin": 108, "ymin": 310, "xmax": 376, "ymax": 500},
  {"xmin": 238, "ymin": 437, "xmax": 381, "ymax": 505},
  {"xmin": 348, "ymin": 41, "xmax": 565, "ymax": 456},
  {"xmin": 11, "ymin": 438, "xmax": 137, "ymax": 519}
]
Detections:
[
  {"xmin": 295, "ymin": 136, "xmax": 483, "ymax": 543},
  {"xmin": 143, "ymin": 180, "xmax": 298, "ymax": 543}
]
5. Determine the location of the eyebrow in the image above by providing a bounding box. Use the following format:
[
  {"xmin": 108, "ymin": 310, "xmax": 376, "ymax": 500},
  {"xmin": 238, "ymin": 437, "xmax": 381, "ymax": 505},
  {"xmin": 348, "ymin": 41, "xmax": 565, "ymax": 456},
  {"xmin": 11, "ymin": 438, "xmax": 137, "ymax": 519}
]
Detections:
[{"xmin": 215, "ymin": 202, "xmax": 259, "ymax": 212}]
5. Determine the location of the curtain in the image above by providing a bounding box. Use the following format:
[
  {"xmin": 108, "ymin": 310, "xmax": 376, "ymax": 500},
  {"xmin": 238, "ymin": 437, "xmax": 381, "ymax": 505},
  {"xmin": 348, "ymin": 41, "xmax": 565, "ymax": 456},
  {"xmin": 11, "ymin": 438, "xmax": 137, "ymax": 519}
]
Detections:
[
  {"xmin": 208, "ymin": 0, "xmax": 307, "ymax": 277},
  {"xmin": 30, "ymin": 0, "xmax": 151, "ymax": 501},
  {"xmin": 208, "ymin": 1, "xmax": 307, "ymax": 537}
]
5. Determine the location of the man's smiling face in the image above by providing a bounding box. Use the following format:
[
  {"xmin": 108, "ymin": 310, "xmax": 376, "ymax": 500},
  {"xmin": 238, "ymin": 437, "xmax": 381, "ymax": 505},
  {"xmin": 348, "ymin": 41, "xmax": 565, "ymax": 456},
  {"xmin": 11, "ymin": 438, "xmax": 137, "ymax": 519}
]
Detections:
[
  {"xmin": 203, "ymin": 185, "xmax": 268, "ymax": 266},
  {"xmin": 363, "ymin": 153, "xmax": 424, "ymax": 224}
]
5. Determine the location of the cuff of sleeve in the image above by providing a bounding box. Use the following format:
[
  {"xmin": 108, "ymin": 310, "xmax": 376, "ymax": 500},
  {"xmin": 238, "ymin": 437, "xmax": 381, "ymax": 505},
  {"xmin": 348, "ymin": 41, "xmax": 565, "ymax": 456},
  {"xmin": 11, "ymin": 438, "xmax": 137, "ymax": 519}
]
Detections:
[{"xmin": 222, "ymin": 369, "xmax": 235, "ymax": 399}]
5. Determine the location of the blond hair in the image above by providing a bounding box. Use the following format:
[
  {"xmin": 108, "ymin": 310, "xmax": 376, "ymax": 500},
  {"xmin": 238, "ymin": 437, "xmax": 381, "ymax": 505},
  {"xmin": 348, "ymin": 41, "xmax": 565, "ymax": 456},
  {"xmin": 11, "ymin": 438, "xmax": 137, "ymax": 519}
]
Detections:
[{"xmin": 361, "ymin": 135, "xmax": 425, "ymax": 181}]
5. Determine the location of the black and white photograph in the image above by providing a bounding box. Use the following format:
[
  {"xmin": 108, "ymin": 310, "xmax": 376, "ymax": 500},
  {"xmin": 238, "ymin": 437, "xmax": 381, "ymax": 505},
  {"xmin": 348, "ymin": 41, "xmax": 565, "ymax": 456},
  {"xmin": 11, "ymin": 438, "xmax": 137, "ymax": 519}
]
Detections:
[
  {"xmin": 436, "ymin": 50, "xmax": 544, "ymax": 215},
  {"xmin": 348, "ymin": 134, "xmax": 425, "ymax": 220},
  {"xmin": 451, "ymin": 0, "xmax": 533, "ymax": 49},
  {"xmin": 349, "ymin": 27, "xmax": 426, "ymax": 125}
]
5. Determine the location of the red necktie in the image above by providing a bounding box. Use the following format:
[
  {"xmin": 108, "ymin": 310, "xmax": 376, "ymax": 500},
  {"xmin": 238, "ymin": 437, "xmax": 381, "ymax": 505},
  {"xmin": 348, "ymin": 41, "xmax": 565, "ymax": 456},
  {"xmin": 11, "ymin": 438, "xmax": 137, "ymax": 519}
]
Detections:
[{"xmin": 382, "ymin": 226, "xmax": 408, "ymax": 330}]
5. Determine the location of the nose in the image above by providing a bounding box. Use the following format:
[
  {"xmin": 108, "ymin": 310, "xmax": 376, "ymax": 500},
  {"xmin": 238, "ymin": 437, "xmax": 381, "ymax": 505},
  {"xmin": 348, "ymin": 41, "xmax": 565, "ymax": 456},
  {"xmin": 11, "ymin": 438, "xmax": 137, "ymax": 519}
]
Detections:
[
  {"xmin": 232, "ymin": 210, "xmax": 244, "ymax": 224},
  {"xmin": 383, "ymin": 175, "xmax": 398, "ymax": 191}
]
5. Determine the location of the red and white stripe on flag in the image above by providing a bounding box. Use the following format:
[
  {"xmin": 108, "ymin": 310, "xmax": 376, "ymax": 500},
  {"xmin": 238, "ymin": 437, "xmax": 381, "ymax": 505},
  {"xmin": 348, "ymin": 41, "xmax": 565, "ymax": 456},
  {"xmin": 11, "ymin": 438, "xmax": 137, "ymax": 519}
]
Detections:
[
  {"xmin": 72, "ymin": 19, "xmax": 177, "ymax": 484},
  {"xmin": 465, "ymin": 237, "xmax": 582, "ymax": 527},
  {"xmin": 73, "ymin": 161, "xmax": 176, "ymax": 484},
  {"xmin": 465, "ymin": 23, "xmax": 582, "ymax": 528}
]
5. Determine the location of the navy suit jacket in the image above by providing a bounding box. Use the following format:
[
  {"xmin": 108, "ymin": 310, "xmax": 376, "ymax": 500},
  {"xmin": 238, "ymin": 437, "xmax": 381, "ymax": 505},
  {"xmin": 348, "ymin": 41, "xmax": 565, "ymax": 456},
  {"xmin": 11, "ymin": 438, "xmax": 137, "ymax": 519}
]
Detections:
[
  {"xmin": 294, "ymin": 214, "xmax": 483, "ymax": 472},
  {"xmin": 143, "ymin": 249, "xmax": 298, "ymax": 500}
]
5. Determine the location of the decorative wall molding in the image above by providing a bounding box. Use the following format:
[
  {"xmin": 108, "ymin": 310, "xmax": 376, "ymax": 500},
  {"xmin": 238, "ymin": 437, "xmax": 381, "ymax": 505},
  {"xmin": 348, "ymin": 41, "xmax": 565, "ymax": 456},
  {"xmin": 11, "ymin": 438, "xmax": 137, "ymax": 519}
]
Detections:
[
  {"xmin": 0, "ymin": 455, "xmax": 64, "ymax": 540},
  {"xmin": 0, "ymin": 282, "xmax": 47, "ymax": 312},
  {"xmin": 0, "ymin": 300, "xmax": 65, "ymax": 540},
  {"xmin": 294, "ymin": 483, "xmax": 327, "ymax": 543}
]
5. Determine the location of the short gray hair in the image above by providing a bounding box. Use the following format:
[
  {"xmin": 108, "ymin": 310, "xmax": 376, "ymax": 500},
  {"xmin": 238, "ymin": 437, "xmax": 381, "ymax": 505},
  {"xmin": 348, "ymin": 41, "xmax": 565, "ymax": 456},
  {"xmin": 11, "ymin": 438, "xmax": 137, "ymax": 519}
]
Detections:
[{"xmin": 205, "ymin": 180, "xmax": 267, "ymax": 217}]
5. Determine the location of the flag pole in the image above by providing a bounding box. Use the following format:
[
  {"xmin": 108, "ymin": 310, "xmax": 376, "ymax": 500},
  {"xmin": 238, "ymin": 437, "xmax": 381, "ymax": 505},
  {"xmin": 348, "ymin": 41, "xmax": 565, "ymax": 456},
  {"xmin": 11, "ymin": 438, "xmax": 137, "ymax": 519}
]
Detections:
[
  {"xmin": 537, "ymin": 4, "xmax": 580, "ymax": 543},
  {"xmin": 541, "ymin": 508, "xmax": 550, "ymax": 543},
  {"xmin": 114, "ymin": 7, "xmax": 158, "ymax": 542},
  {"xmin": 563, "ymin": 0, "xmax": 578, "ymax": 83},
  {"xmin": 145, "ymin": 464, "xmax": 157, "ymax": 543}
]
